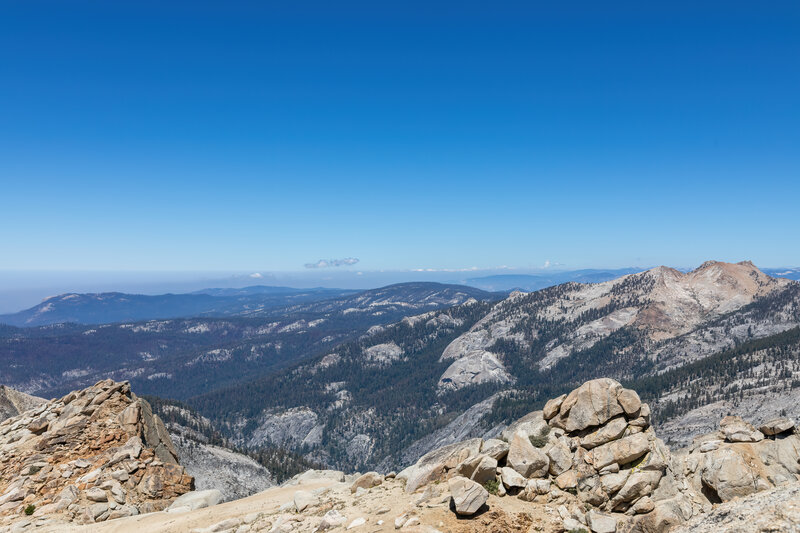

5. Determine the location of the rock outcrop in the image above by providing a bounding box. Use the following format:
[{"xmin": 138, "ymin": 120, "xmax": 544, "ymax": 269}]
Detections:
[
  {"xmin": 682, "ymin": 415, "xmax": 800, "ymax": 503},
  {"xmin": 0, "ymin": 380, "xmax": 193, "ymax": 528}
]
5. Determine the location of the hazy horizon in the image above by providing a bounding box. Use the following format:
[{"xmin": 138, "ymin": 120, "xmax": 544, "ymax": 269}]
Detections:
[{"xmin": 2, "ymin": 259, "xmax": 799, "ymax": 314}]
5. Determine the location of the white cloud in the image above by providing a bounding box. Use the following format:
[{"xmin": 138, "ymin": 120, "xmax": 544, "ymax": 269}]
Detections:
[
  {"xmin": 249, "ymin": 272, "xmax": 263, "ymax": 278},
  {"xmin": 304, "ymin": 257, "xmax": 360, "ymax": 269},
  {"xmin": 543, "ymin": 260, "xmax": 551, "ymax": 269}
]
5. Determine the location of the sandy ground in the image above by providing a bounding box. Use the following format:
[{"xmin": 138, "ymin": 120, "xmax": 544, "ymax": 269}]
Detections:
[
  {"xmin": 31, "ymin": 476, "xmax": 564, "ymax": 533},
  {"xmin": 35, "ymin": 480, "xmax": 336, "ymax": 533}
]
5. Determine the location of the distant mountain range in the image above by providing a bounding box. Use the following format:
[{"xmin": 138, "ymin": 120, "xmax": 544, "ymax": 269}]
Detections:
[
  {"xmin": 0, "ymin": 282, "xmax": 500, "ymax": 399},
  {"xmin": 2, "ymin": 262, "xmax": 800, "ymax": 475},
  {"xmin": 0, "ymin": 287, "xmax": 357, "ymax": 327},
  {"xmin": 3, "ymin": 266, "xmax": 797, "ymax": 328}
]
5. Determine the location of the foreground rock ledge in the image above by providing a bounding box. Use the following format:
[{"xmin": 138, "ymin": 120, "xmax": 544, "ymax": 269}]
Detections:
[{"xmin": 0, "ymin": 380, "xmax": 193, "ymax": 528}]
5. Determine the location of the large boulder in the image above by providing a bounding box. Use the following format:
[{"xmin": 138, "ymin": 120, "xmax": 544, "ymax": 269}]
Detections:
[
  {"xmin": 759, "ymin": 417, "xmax": 795, "ymax": 436},
  {"xmin": 350, "ymin": 472, "xmax": 383, "ymax": 493},
  {"xmin": 507, "ymin": 432, "xmax": 550, "ymax": 478},
  {"xmin": 551, "ymin": 378, "xmax": 625, "ymax": 432},
  {"xmin": 448, "ymin": 476, "xmax": 488, "ymax": 516},
  {"xmin": 398, "ymin": 438, "xmax": 482, "ymax": 493}
]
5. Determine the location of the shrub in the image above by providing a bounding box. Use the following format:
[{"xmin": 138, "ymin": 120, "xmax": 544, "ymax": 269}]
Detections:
[
  {"xmin": 24, "ymin": 504, "xmax": 35, "ymax": 516},
  {"xmin": 483, "ymin": 479, "xmax": 500, "ymax": 495},
  {"xmin": 529, "ymin": 425, "xmax": 551, "ymax": 448}
]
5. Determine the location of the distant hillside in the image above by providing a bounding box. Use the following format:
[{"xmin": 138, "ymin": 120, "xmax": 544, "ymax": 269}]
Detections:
[
  {"xmin": 0, "ymin": 282, "xmax": 502, "ymax": 400},
  {"xmin": 0, "ymin": 287, "xmax": 357, "ymax": 327}
]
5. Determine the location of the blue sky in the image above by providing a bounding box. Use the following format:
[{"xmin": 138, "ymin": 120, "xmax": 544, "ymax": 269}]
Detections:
[{"xmin": 2, "ymin": 1, "xmax": 799, "ymax": 274}]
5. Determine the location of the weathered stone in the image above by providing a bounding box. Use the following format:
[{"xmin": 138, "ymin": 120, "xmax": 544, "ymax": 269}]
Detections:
[
  {"xmin": 546, "ymin": 440, "xmax": 573, "ymax": 476},
  {"xmin": 501, "ymin": 411, "xmax": 549, "ymax": 441},
  {"xmin": 318, "ymin": 509, "xmax": 347, "ymax": 530},
  {"xmin": 631, "ymin": 495, "xmax": 655, "ymax": 514},
  {"xmin": 555, "ymin": 379, "xmax": 625, "ymax": 432},
  {"xmin": 481, "ymin": 439, "xmax": 509, "ymax": 461},
  {"xmin": 293, "ymin": 490, "xmax": 318, "ymax": 512},
  {"xmin": 699, "ymin": 440, "xmax": 722, "ymax": 453},
  {"xmin": 89, "ymin": 502, "xmax": 109, "ymax": 521},
  {"xmin": 588, "ymin": 433, "xmax": 650, "ymax": 470},
  {"xmin": 507, "ymin": 432, "xmax": 549, "ymax": 478},
  {"xmin": 448, "ymin": 476, "xmax": 488, "ymax": 516},
  {"xmin": 518, "ymin": 479, "xmax": 551, "ymax": 501},
  {"xmin": 398, "ymin": 438, "xmax": 482, "ymax": 493},
  {"xmin": 700, "ymin": 447, "xmax": 764, "ymax": 501},
  {"xmin": 166, "ymin": 489, "xmax": 223, "ymax": 512},
  {"xmin": 586, "ymin": 509, "xmax": 617, "ymax": 533},
  {"xmin": 555, "ymin": 470, "xmax": 579, "ymax": 490},
  {"xmin": 28, "ymin": 417, "xmax": 49, "ymax": 434},
  {"xmin": 350, "ymin": 471, "xmax": 383, "ymax": 493},
  {"xmin": 581, "ymin": 417, "xmax": 628, "ymax": 449},
  {"xmin": 610, "ymin": 470, "xmax": 662, "ymax": 507},
  {"xmin": 346, "ymin": 517, "xmax": 366, "ymax": 529},
  {"xmin": 543, "ymin": 394, "xmax": 566, "ymax": 420},
  {"xmin": 85, "ymin": 487, "xmax": 108, "ymax": 502},
  {"xmin": 630, "ymin": 495, "xmax": 693, "ymax": 533},
  {"xmin": 759, "ymin": 417, "xmax": 795, "ymax": 436},
  {"xmin": 469, "ymin": 455, "xmax": 497, "ymax": 485},
  {"xmin": 499, "ymin": 466, "xmax": 526, "ymax": 489},
  {"xmin": 600, "ymin": 470, "xmax": 630, "ymax": 495},
  {"xmin": 616, "ymin": 389, "xmax": 642, "ymax": 417},
  {"xmin": 719, "ymin": 416, "xmax": 764, "ymax": 443}
]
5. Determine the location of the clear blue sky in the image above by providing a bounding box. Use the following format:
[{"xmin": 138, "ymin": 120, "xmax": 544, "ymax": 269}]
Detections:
[{"xmin": 2, "ymin": 1, "xmax": 799, "ymax": 272}]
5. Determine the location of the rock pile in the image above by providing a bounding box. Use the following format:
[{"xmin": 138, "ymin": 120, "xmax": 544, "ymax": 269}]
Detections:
[
  {"xmin": 398, "ymin": 378, "xmax": 688, "ymax": 532},
  {"xmin": 540, "ymin": 378, "xmax": 670, "ymax": 515},
  {"xmin": 0, "ymin": 380, "xmax": 193, "ymax": 528}
]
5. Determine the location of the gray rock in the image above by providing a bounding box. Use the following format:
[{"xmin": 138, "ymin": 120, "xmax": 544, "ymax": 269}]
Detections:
[
  {"xmin": 499, "ymin": 466, "xmax": 526, "ymax": 489},
  {"xmin": 448, "ymin": 476, "xmax": 488, "ymax": 516},
  {"xmin": 293, "ymin": 490, "xmax": 318, "ymax": 512},
  {"xmin": 398, "ymin": 438, "xmax": 482, "ymax": 493},
  {"xmin": 166, "ymin": 489, "xmax": 223, "ymax": 512},
  {"xmin": 580, "ymin": 417, "xmax": 628, "ymax": 449},
  {"xmin": 481, "ymin": 439, "xmax": 509, "ymax": 461},
  {"xmin": 546, "ymin": 440, "xmax": 573, "ymax": 476},
  {"xmin": 507, "ymin": 432, "xmax": 549, "ymax": 478},
  {"xmin": 617, "ymin": 389, "xmax": 642, "ymax": 417},
  {"xmin": 759, "ymin": 417, "xmax": 795, "ymax": 436},
  {"xmin": 720, "ymin": 416, "xmax": 764, "ymax": 443},
  {"xmin": 586, "ymin": 509, "xmax": 617, "ymax": 533},
  {"xmin": 85, "ymin": 487, "xmax": 108, "ymax": 502},
  {"xmin": 469, "ymin": 455, "xmax": 497, "ymax": 485},
  {"xmin": 587, "ymin": 433, "xmax": 650, "ymax": 470},
  {"xmin": 553, "ymin": 379, "xmax": 625, "ymax": 432},
  {"xmin": 350, "ymin": 471, "xmax": 382, "ymax": 493},
  {"xmin": 318, "ymin": 509, "xmax": 347, "ymax": 530},
  {"xmin": 543, "ymin": 394, "xmax": 566, "ymax": 420}
]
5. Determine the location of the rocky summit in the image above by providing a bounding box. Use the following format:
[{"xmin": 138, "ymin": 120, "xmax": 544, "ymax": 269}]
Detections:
[{"xmin": 0, "ymin": 380, "xmax": 193, "ymax": 529}]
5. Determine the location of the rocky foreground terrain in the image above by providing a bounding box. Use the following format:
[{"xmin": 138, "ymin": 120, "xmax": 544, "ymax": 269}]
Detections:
[{"xmin": 2, "ymin": 377, "xmax": 799, "ymax": 532}]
